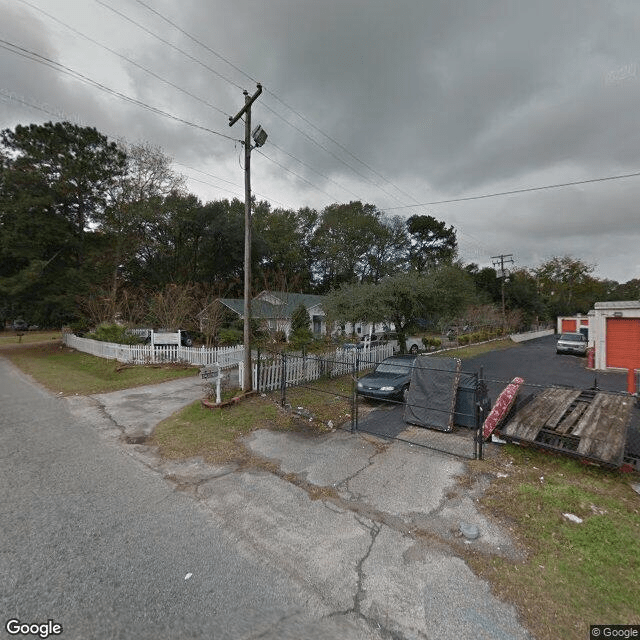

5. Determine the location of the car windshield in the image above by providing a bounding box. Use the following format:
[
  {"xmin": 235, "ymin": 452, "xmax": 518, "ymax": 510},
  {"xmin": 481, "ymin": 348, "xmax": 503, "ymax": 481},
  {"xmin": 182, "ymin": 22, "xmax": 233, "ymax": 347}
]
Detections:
[
  {"xmin": 560, "ymin": 334, "xmax": 584, "ymax": 342},
  {"xmin": 375, "ymin": 362, "xmax": 412, "ymax": 374}
]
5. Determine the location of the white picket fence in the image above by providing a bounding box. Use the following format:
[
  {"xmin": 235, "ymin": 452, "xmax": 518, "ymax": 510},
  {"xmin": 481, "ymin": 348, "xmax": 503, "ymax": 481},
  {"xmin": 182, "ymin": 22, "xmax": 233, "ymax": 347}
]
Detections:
[
  {"xmin": 62, "ymin": 332, "xmax": 243, "ymax": 368},
  {"xmin": 62, "ymin": 332, "xmax": 393, "ymax": 390},
  {"xmin": 241, "ymin": 343, "xmax": 394, "ymax": 391}
]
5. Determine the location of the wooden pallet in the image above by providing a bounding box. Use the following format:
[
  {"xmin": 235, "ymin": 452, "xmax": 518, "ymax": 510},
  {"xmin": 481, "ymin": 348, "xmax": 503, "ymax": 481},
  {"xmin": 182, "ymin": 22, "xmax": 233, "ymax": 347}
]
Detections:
[{"xmin": 499, "ymin": 387, "xmax": 633, "ymax": 467}]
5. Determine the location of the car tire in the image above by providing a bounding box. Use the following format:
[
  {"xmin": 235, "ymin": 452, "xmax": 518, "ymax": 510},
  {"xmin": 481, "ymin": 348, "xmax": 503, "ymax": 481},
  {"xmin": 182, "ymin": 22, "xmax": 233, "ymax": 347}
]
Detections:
[{"xmin": 409, "ymin": 344, "xmax": 418, "ymax": 355}]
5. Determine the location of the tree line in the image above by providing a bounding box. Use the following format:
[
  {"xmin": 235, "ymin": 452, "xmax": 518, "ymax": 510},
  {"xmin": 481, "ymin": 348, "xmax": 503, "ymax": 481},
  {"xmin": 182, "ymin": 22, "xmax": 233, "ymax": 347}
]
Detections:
[{"xmin": 1, "ymin": 121, "xmax": 638, "ymax": 335}]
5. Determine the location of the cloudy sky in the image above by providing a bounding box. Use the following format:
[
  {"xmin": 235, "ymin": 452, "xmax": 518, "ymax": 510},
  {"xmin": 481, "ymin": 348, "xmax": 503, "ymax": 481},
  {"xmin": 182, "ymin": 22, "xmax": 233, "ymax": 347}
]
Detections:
[{"xmin": 1, "ymin": 0, "xmax": 640, "ymax": 282}]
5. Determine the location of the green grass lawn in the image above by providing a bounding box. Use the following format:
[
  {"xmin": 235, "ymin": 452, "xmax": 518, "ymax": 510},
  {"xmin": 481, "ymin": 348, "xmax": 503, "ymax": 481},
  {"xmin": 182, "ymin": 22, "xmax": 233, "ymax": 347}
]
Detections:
[
  {"xmin": 1, "ymin": 341, "xmax": 198, "ymax": 394},
  {"xmin": 432, "ymin": 337, "xmax": 517, "ymax": 359},
  {"xmin": 468, "ymin": 446, "xmax": 640, "ymax": 640},
  {"xmin": 0, "ymin": 329, "xmax": 62, "ymax": 346},
  {"xmin": 152, "ymin": 376, "xmax": 353, "ymax": 463}
]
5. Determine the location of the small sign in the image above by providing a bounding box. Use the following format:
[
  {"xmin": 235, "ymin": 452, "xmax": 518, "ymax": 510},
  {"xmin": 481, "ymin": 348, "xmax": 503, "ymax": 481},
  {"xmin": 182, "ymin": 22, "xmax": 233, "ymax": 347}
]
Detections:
[{"xmin": 201, "ymin": 364, "xmax": 221, "ymax": 380}]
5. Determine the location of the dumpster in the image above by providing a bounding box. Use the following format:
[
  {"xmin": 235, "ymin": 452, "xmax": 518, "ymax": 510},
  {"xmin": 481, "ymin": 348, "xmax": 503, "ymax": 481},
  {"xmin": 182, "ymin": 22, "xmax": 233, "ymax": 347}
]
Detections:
[{"xmin": 454, "ymin": 373, "xmax": 491, "ymax": 429}]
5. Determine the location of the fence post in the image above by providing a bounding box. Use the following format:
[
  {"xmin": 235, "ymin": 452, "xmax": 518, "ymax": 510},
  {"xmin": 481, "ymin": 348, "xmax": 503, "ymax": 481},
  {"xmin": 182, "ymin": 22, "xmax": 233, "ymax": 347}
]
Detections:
[
  {"xmin": 256, "ymin": 347, "xmax": 261, "ymax": 394},
  {"xmin": 351, "ymin": 351, "xmax": 359, "ymax": 433},
  {"xmin": 280, "ymin": 352, "xmax": 287, "ymax": 407},
  {"xmin": 475, "ymin": 366, "xmax": 487, "ymax": 460}
]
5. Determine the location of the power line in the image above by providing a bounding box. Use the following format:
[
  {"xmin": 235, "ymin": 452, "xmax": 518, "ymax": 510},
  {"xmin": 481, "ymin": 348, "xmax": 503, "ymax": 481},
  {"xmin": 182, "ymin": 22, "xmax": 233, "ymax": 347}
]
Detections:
[
  {"xmin": 1, "ymin": 89, "xmax": 290, "ymax": 208},
  {"xmin": 133, "ymin": 0, "xmax": 258, "ymax": 86},
  {"xmin": 264, "ymin": 88, "xmax": 423, "ymax": 206},
  {"xmin": 175, "ymin": 162, "xmax": 287, "ymax": 207},
  {"xmin": 16, "ymin": 0, "xmax": 362, "ymax": 205},
  {"xmin": 91, "ymin": 0, "xmax": 400, "ymax": 206},
  {"xmin": 255, "ymin": 148, "xmax": 341, "ymax": 202},
  {"xmin": 18, "ymin": 0, "xmax": 231, "ymax": 119},
  {"xmin": 268, "ymin": 141, "xmax": 362, "ymax": 200},
  {"xmin": 384, "ymin": 171, "xmax": 640, "ymax": 209},
  {"xmin": 93, "ymin": 0, "xmax": 244, "ymax": 91},
  {"xmin": 0, "ymin": 42, "xmax": 343, "ymax": 208},
  {"xmin": 125, "ymin": 0, "xmax": 421, "ymax": 209},
  {"xmin": 0, "ymin": 39, "xmax": 241, "ymax": 143}
]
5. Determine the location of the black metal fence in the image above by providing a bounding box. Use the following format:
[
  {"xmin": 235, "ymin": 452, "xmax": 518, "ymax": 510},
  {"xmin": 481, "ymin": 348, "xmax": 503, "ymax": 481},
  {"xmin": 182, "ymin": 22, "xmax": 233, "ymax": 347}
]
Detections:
[
  {"xmin": 252, "ymin": 349, "xmax": 640, "ymax": 468},
  {"xmin": 256, "ymin": 350, "xmax": 490, "ymax": 461}
]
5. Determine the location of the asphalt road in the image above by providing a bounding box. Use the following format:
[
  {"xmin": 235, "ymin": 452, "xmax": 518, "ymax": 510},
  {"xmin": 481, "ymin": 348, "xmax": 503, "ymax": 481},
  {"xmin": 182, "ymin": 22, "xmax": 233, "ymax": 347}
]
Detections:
[
  {"xmin": 0, "ymin": 359, "xmax": 375, "ymax": 640},
  {"xmin": 462, "ymin": 334, "xmax": 630, "ymax": 396}
]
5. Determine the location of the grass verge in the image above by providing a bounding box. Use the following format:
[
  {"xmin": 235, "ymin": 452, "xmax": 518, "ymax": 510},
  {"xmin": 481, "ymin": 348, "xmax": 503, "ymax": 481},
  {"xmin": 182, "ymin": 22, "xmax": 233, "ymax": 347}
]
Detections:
[
  {"xmin": 152, "ymin": 376, "xmax": 353, "ymax": 464},
  {"xmin": 0, "ymin": 341, "xmax": 198, "ymax": 394},
  {"xmin": 0, "ymin": 329, "xmax": 62, "ymax": 347},
  {"xmin": 432, "ymin": 337, "xmax": 517, "ymax": 359},
  {"xmin": 467, "ymin": 445, "xmax": 640, "ymax": 640}
]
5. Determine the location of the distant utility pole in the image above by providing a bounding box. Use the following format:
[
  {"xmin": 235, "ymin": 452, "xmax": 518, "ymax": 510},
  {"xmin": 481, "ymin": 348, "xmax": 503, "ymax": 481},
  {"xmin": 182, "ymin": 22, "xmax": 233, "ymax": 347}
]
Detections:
[
  {"xmin": 491, "ymin": 253, "xmax": 514, "ymax": 328},
  {"xmin": 229, "ymin": 83, "xmax": 264, "ymax": 393}
]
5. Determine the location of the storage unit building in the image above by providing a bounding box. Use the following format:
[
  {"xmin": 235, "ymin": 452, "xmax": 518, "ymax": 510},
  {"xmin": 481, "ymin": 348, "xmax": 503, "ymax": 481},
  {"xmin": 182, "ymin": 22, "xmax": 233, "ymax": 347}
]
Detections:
[
  {"xmin": 592, "ymin": 301, "xmax": 640, "ymax": 371},
  {"xmin": 556, "ymin": 315, "xmax": 590, "ymax": 334}
]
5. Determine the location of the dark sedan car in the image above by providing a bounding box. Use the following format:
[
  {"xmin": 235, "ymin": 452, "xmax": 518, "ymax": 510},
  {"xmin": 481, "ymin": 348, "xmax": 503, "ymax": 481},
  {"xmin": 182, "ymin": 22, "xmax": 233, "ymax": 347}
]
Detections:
[{"xmin": 356, "ymin": 355, "xmax": 417, "ymax": 402}]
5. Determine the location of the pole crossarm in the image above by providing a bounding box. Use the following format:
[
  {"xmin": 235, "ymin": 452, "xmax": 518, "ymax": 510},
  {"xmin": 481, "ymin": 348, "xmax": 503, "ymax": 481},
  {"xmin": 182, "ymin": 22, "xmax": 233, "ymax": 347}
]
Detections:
[{"xmin": 228, "ymin": 84, "xmax": 263, "ymax": 127}]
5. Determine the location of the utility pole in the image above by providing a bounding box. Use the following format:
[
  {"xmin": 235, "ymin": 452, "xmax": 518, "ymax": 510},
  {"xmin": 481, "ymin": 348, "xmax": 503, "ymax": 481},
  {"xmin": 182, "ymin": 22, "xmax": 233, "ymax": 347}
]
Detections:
[
  {"xmin": 229, "ymin": 83, "xmax": 263, "ymax": 392},
  {"xmin": 491, "ymin": 253, "xmax": 514, "ymax": 329}
]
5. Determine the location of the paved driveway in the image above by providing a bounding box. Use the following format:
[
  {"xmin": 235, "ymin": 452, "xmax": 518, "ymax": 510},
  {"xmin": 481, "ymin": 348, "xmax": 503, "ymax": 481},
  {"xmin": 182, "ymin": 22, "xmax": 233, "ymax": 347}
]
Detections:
[
  {"xmin": 358, "ymin": 335, "xmax": 639, "ymax": 455},
  {"xmin": 463, "ymin": 334, "xmax": 629, "ymax": 396}
]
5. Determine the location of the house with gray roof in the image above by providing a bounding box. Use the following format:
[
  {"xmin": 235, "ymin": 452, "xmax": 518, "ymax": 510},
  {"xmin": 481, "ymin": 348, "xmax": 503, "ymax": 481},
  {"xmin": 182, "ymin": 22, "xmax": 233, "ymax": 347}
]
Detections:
[{"xmin": 214, "ymin": 290, "xmax": 327, "ymax": 338}]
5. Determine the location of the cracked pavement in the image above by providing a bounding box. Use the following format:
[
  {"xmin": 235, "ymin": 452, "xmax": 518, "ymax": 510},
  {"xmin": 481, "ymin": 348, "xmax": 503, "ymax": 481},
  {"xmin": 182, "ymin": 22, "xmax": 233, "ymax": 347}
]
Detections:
[{"xmin": 63, "ymin": 374, "xmax": 533, "ymax": 640}]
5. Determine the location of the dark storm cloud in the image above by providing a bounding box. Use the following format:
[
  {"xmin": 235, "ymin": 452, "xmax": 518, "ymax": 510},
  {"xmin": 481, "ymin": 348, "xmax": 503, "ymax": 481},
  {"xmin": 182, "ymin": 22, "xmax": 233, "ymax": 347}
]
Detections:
[{"xmin": 2, "ymin": 0, "xmax": 640, "ymax": 280}]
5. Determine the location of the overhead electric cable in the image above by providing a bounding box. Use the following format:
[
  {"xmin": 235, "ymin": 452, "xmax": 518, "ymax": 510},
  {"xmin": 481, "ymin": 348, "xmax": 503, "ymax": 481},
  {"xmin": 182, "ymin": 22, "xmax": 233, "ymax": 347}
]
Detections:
[
  {"xmin": 0, "ymin": 39, "xmax": 241, "ymax": 143},
  {"xmin": 268, "ymin": 141, "xmax": 362, "ymax": 200},
  {"xmin": 125, "ymin": 0, "xmax": 421, "ymax": 209},
  {"xmin": 255, "ymin": 149, "xmax": 341, "ymax": 202},
  {"xmin": 264, "ymin": 88, "xmax": 423, "ymax": 205},
  {"xmin": 18, "ymin": 0, "xmax": 231, "ymax": 118},
  {"xmin": 383, "ymin": 171, "xmax": 640, "ymax": 209},
  {"xmin": 1, "ymin": 90, "xmax": 288, "ymax": 206},
  {"xmin": 177, "ymin": 163, "xmax": 287, "ymax": 207},
  {"xmin": 134, "ymin": 0, "xmax": 257, "ymax": 85},
  {"xmin": 93, "ymin": 0, "xmax": 244, "ymax": 91}
]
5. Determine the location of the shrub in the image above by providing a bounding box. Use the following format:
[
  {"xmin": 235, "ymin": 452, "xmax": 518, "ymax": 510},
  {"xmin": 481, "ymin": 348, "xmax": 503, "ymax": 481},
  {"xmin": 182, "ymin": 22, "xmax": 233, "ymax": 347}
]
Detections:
[
  {"xmin": 218, "ymin": 328, "xmax": 242, "ymax": 345},
  {"xmin": 422, "ymin": 336, "xmax": 441, "ymax": 350},
  {"xmin": 289, "ymin": 327, "xmax": 314, "ymax": 350},
  {"xmin": 87, "ymin": 323, "xmax": 141, "ymax": 345}
]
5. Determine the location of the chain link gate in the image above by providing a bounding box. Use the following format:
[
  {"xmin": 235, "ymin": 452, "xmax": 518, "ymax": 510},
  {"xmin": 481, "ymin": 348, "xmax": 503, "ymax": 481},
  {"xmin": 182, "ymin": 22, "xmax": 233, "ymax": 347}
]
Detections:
[{"xmin": 255, "ymin": 349, "xmax": 488, "ymax": 461}]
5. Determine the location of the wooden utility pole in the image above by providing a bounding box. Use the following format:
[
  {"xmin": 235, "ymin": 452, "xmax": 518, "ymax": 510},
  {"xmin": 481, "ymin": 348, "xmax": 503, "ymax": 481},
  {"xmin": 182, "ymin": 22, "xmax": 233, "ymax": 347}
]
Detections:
[
  {"xmin": 230, "ymin": 83, "xmax": 262, "ymax": 392},
  {"xmin": 491, "ymin": 253, "xmax": 514, "ymax": 329}
]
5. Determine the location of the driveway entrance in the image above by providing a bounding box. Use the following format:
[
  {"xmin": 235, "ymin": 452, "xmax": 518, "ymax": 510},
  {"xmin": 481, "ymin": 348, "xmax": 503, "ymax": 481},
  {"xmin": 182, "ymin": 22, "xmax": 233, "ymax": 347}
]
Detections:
[{"xmin": 357, "ymin": 335, "xmax": 639, "ymax": 465}]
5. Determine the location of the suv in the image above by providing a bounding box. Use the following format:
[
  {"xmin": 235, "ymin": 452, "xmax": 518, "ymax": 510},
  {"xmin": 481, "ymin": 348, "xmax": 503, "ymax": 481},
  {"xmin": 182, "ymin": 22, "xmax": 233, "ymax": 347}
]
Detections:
[
  {"xmin": 11, "ymin": 319, "xmax": 28, "ymax": 331},
  {"xmin": 556, "ymin": 332, "xmax": 588, "ymax": 355}
]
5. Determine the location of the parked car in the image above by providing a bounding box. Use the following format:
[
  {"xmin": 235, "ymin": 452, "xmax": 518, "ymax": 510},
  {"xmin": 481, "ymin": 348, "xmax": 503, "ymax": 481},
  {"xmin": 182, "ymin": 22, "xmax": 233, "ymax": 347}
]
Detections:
[
  {"xmin": 342, "ymin": 335, "xmax": 381, "ymax": 350},
  {"xmin": 356, "ymin": 355, "xmax": 417, "ymax": 402},
  {"xmin": 143, "ymin": 330, "xmax": 193, "ymax": 347},
  {"xmin": 11, "ymin": 319, "xmax": 28, "ymax": 331},
  {"xmin": 556, "ymin": 332, "xmax": 588, "ymax": 355}
]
